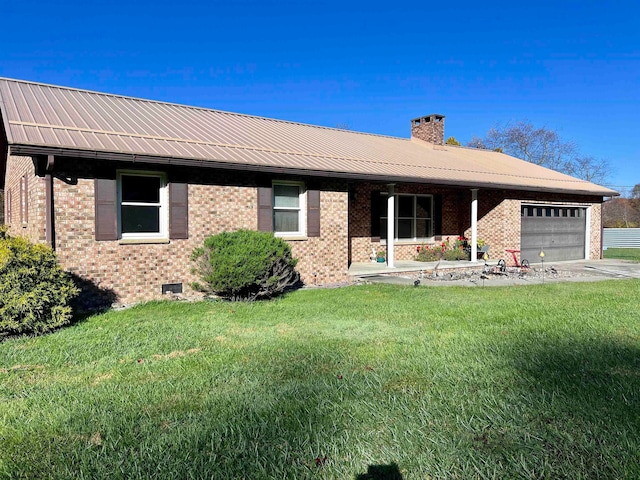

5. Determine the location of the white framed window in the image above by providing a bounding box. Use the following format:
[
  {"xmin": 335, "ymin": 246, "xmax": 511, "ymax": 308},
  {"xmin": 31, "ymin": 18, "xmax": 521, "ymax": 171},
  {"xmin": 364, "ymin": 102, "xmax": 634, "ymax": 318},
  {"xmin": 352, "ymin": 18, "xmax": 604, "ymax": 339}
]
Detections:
[
  {"xmin": 273, "ymin": 181, "xmax": 306, "ymax": 236},
  {"xmin": 380, "ymin": 193, "xmax": 433, "ymax": 241},
  {"xmin": 117, "ymin": 171, "xmax": 168, "ymax": 239}
]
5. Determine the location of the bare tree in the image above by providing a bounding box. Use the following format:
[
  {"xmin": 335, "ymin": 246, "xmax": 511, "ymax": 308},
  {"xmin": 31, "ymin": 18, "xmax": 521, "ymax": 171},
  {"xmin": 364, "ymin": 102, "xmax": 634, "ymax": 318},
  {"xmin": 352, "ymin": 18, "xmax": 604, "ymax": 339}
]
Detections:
[
  {"xmin": 467, "ymin": 136, "xmax": 486, "ymax": 149},
  {"xmin": 603, "ymin": 197, "xmax": 640, "ymax": 228},
  {"xmin": 468, "ymin": 121, "xmax": 611, "ymax": 184},
  {"xmin": 564, "ymin": 155, "xmax": 610, "ymax": 185}
]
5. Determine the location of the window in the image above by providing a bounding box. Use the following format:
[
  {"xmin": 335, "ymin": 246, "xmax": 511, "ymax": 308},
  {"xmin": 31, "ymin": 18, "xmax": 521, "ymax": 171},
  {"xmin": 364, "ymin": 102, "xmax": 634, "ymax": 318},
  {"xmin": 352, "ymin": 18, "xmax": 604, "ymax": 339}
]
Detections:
[
  {"xmin": 380, "ymin": 194, "xmax": 433, "ymax": 241},
  {"xmin": 273, "ymin": 182, "xmax": 305, "ymax": 236},
  {"xmin": 117, "ymin": 171, "xmax": 167, "ymax": 239}
]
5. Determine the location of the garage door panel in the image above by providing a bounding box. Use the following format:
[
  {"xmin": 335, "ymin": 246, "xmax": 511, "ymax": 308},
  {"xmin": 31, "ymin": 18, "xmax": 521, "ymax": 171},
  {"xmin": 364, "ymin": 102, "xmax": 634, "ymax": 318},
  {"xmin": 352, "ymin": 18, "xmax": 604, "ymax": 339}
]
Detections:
[{"xmin": 521, "ymin": 207, "xmax": 586, "ymax": 262}]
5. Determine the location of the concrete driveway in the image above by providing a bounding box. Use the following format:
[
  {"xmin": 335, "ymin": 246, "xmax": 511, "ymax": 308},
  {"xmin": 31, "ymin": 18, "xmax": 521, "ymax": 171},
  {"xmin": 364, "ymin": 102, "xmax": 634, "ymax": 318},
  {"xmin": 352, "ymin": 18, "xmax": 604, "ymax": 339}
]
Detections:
[{"xmin": 557, "ymin": 259, "xmax": 640, "ymax": 280}]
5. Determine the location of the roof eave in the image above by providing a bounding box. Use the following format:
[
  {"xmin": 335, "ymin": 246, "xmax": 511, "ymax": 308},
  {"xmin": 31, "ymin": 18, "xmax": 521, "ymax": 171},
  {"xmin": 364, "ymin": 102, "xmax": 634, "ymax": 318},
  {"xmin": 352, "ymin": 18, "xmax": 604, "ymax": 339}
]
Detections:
[{"xmin": 9, "ymin": 144, "xmax": 617, "ymax": 198}]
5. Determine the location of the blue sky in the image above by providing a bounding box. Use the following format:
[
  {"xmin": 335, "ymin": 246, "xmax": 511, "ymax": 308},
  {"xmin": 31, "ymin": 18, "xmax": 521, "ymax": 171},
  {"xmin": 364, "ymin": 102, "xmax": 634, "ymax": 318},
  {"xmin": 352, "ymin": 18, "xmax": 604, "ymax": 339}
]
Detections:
[{"xmin": 1, "ymin": 0, "xmax": 638, "ymax": 193}]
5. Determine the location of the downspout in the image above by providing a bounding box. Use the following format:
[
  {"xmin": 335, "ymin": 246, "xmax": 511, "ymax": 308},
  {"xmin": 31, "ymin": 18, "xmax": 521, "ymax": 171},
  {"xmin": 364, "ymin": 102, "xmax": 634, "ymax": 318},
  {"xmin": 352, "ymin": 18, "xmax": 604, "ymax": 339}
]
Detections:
[
  {"xmin": 45, "ymin": 155, "xmax": 55, "ymax": 250},
  {"xmin": 470, "ymin": 189, "xmax": 478, "ymax": 263}
]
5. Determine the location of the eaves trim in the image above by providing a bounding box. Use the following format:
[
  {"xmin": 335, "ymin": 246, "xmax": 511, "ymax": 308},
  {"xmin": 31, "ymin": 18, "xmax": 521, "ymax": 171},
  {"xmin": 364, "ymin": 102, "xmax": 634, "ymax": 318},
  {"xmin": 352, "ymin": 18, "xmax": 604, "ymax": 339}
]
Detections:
[{"xmin": 9, "ymin": 144, "xmax": 616, "ymax": 197}]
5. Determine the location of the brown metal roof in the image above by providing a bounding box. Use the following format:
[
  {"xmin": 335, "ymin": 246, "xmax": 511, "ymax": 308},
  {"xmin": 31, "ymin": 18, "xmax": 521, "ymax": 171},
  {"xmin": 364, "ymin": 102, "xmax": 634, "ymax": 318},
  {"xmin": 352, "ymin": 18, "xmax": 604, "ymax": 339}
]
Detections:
[{"xmin": 0, "ymin": 77, "xmax": 617, "ymax": 196}]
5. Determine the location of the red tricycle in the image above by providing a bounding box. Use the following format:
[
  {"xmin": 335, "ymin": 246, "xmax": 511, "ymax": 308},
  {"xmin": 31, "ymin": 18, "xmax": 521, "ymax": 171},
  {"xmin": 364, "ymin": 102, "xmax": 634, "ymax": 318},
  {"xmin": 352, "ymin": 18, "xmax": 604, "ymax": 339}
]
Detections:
[{"xmin": 497, "ymin": 249, "xmax": 530, "ymax": 272}]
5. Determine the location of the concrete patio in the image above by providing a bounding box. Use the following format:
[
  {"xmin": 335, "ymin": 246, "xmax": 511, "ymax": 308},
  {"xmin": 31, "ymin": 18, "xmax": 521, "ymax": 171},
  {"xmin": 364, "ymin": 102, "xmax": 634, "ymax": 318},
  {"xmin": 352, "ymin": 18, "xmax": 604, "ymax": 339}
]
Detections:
[
  {"xmin": 348, "ymin": 259, "xmax": 498, "ymax": 277},
  {"xmin": 348, "ymin": 258, "xmax": 640, "ymax": 287}
]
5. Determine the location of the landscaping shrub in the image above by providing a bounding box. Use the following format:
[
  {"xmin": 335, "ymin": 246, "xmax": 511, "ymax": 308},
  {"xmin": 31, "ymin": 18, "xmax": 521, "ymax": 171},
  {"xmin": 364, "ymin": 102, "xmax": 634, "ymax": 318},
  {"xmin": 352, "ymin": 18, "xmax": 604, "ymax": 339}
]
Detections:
[
  {"xmin": 442, "ymin": 248, "xmax": 469, "ymax": 261},
  {"xmin": 191, "ymin": 229, "xmax": 300, "ymax": 301},
  {"xmin": 0, "ymin": 227, "xmax": 79, "ymax": 336},
  {"xmin": 415, "ymin": 236, "xmax": 471, "ymax": 262},
  {"xmin": 415, "ymin": 244, "xmax": 444, "ymax": 262}
]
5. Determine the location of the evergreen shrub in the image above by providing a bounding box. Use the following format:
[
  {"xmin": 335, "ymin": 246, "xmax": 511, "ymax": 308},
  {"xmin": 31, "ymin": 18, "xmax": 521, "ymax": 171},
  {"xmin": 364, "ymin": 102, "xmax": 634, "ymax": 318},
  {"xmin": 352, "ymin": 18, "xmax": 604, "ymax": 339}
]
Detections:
[
  {"xmin": 0, "ymin": 227, "xmax": 79, "ymax": 336},
  {"xmin": 191, "ymin": 229, "xmax": 300, "ymax": 301}
]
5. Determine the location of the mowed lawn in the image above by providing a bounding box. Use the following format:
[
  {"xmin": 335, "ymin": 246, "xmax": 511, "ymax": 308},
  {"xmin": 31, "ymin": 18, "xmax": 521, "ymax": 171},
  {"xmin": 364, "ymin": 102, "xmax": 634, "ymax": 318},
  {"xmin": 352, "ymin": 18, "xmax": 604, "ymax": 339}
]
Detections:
[
  {"xmin": 2, "ymin": 281, "xmax": 640, "ymax": 479},
  {"xmin": 604, "ymin": 248, "xmax": 640, "ymax": 262}
]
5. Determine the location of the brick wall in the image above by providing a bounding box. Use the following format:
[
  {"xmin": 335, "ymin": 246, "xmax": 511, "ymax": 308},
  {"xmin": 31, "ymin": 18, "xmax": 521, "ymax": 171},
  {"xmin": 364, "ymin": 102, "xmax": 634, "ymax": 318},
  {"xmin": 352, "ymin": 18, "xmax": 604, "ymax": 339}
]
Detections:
[
  {"xmin": 3, "ymin": 155, "xmax": 45, "ymax": 241},
  {"xmin": 37, "ymin": 158, "xmax": 350, "ymax": 306},
  {"xmin": 3, "ymin": 152, "xmax": 605, "ymax": 306}
]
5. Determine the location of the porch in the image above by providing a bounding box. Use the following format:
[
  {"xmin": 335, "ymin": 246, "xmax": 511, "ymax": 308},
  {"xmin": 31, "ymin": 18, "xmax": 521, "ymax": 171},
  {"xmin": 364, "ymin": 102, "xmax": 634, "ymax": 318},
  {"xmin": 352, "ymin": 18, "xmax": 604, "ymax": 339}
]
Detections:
[{"xmin": 348, "ymin": 259, "xmax": 499, "ymax": 278}]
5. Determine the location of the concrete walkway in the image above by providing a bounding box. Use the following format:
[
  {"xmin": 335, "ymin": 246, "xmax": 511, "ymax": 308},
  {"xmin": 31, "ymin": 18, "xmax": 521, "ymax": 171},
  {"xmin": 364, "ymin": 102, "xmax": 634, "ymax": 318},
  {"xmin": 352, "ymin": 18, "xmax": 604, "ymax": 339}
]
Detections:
[
  {"xmin": 348, "ymin": 259, "xmax": 498, "ymax": 277},
  {"xmin": 350, "ymin": 259, "xmax": 640, "ymax": 287}
]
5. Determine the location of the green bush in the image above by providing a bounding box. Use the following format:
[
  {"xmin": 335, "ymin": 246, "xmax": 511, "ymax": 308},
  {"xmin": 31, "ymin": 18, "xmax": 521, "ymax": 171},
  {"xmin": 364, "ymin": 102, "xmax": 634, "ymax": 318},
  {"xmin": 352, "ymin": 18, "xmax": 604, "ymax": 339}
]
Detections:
[
  {"xmin": 415, "ymin": 237, "xmax": 471, "ymax": 262},
  {"xmin": 191, "ymin": 229, "xmax": 300, "ymax": 301},
  {"xmin": 443, "ymin": 248, "xmax": 469, "ymax": 261},
  {"xmin": 415, "ymin": 245, "xmax": 444, "ymax": 262},
  {"xmin": 0, "ymin": 227, "xmax": 79, "ymax": 336}
]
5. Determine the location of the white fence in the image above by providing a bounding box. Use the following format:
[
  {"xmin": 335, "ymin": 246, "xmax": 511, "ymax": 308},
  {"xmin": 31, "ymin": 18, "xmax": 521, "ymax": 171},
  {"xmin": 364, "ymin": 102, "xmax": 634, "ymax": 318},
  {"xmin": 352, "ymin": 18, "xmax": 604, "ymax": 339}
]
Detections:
[{"xmin": 603, "ymin": 228, "xmax": 640, "ymax": 249}]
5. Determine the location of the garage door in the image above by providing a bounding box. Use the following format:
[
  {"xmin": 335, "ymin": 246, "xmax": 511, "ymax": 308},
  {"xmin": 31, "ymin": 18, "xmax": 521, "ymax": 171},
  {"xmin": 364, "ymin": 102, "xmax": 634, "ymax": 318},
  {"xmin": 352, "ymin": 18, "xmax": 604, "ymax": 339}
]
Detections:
[{"xmin": 521, "ymin": 205, "xmax": 586, "ymax": 262}]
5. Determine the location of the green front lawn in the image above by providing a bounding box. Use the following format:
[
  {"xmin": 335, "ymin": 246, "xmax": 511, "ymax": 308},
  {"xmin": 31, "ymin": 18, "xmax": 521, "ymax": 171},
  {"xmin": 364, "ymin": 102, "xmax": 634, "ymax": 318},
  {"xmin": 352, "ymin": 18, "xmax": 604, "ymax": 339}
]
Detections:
[
  {"xmin": 2, "ymin": 281, "xmax": 640, "ymax": 479},
  {"xmin": 604, "ymin": 248, "xmax": 640, "ymax": 262}
]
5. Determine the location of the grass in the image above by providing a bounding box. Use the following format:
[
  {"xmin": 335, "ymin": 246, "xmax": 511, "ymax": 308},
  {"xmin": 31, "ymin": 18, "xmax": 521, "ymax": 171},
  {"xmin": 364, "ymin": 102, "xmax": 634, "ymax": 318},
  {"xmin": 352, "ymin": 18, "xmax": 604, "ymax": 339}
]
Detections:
[
  {"xmin": 604, "ymin": 247, "xmax": 640, "ymax": 261},
  {"xmin": 2, "ymin": 281, "xmax": 640, "ymax": 479}
]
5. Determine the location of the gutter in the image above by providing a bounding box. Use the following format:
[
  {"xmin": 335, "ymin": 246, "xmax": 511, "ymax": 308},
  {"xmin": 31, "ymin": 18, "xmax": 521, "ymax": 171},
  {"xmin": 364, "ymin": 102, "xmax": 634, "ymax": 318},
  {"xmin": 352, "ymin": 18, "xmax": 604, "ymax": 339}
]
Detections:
[{"xmin": 9, "ymin": 144, "xmax": 617, "ymax": 198}]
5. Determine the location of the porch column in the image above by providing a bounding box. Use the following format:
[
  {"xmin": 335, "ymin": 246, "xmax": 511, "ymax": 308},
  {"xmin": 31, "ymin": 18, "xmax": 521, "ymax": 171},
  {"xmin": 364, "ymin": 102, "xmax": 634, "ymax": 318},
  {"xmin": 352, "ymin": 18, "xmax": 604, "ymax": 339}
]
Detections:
[
  {"xmin": 387, "ymin": 184, "xmax": 395, "ymax": 268},
  {"xmin": 470, "ymin": 188, "xmax": 478, "ymax": 263}
]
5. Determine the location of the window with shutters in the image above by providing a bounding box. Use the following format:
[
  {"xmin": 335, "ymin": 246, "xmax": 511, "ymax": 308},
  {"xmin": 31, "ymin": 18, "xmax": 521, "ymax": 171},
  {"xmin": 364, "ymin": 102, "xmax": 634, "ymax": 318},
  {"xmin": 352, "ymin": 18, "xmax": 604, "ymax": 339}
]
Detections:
[
  {"xmin": 273, "ymin": 181, "xmax": 306, "ymax": 237},
  {"xmin": 379, "ymin": 193, "xmax": 433, "ymax": 241},
  {"xmin": 117, "ymin": 171, "xmax": 168, "ymax": 239}
]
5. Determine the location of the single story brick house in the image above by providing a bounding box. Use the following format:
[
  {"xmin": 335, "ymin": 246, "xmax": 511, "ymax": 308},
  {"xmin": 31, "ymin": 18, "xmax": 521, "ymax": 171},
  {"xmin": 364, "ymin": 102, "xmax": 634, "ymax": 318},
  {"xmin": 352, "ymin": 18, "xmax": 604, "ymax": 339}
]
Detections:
[{"xmin": 0, "ymin": 78, "xmax": 616, "ymax": 305}]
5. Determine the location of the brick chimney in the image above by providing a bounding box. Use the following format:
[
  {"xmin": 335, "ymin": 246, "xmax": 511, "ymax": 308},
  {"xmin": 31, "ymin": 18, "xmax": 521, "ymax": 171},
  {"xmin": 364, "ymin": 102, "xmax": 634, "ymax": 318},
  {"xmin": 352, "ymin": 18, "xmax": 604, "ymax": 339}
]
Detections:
[{"xmin": 411, "ymin": 114, "xmax": 445, "ymax": 145}]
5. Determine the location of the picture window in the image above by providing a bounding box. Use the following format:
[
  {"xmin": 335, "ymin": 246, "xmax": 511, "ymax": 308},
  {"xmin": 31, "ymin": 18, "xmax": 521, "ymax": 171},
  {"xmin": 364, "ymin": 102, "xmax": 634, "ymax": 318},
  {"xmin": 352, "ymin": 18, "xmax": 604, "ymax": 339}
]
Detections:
[{"xmin": 380, "ymin": 194, "xmax": 433, "ymax": 241}]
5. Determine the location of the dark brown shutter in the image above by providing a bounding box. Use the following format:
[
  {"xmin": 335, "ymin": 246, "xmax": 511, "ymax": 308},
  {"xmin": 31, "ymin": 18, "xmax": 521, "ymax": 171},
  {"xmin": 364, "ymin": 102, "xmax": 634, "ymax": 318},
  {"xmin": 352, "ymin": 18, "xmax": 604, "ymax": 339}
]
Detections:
[
  {"xmin": 169, "ymin": 182, "xmax": 188, "ymax": 239},
  {"xmin": 434, "ymin": 194, "xmax": 443, "ymax": 238},
  {"xmin": 307, "ymin": 189, "xmax": 320, "ymax": 237},
  {"xmin": 257, "ymin": 186, "xmax": 273, "ymax": 232},
  {"xmin": 370, "ymin": 190, "xmax": 381, "ymax": 241},
  {"xmin": 94, "ymin": 178, "xmax": 117, "ymax": 241}
]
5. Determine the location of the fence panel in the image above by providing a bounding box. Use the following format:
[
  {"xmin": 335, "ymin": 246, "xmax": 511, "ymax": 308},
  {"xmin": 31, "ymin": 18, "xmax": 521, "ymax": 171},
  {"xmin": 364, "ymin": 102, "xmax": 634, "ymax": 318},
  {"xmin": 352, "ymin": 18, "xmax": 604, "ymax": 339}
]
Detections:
[{"xmin": 603, "ymin": 228, "xmax": 640, "ymax": 248}]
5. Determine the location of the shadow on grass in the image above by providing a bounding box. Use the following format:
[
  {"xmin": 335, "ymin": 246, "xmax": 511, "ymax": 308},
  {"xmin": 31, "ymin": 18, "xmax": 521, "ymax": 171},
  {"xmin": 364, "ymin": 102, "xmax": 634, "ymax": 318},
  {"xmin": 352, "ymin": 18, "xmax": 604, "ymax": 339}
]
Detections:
[
  {"xmin": 69, "ymin": 273, "xmax": 118, "ymax": 321},
  {"xmin": 3, "ymin": 341, "xmax": 366, "ymax": 478},
  {"xmin": 355, "ymin": 463, "xmax": 403, "ymax": 479},
  {"xmin": 504, "ymin": 335, "xmax": 640, "ymax": 477}
]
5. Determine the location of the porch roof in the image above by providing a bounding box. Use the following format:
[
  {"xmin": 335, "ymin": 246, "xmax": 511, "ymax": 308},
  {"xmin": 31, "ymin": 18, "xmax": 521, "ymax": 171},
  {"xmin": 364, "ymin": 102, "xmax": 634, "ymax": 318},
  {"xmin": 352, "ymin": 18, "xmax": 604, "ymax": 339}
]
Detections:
[{"xmin": 0, "ymin": 77, "xmax": 616, "ymax": 196}]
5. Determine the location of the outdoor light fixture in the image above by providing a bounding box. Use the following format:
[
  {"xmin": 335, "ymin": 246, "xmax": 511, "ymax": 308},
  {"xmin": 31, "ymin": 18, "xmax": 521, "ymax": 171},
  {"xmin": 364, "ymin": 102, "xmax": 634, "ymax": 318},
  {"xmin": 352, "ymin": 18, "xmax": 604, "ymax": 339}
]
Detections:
[{"xmin": 539, "ymin": 250, "xmax": 545, "ymax": 283}]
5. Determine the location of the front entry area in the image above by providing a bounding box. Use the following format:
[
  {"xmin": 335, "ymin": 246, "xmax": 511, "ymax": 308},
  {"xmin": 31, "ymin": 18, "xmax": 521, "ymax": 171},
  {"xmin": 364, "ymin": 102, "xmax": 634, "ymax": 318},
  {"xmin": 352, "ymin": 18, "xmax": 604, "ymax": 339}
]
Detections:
[{"xmin": 521, "ymin": 205, "xmax": 587, "ymax": 262}]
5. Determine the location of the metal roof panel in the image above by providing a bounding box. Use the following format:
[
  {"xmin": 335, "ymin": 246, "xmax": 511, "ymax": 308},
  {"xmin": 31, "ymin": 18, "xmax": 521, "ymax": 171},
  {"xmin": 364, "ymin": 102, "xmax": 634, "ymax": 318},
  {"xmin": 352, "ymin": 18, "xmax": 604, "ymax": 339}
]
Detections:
[{"xmin": 0, "ymin": 77, "xmax": 617, "ymax": 196}]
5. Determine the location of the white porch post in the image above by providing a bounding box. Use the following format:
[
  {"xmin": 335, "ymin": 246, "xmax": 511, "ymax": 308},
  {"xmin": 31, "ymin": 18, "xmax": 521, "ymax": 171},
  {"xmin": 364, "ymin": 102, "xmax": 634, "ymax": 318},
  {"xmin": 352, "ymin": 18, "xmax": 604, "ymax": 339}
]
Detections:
[
  {"xmin": 470, "ymin": 189, "xmax": 478, "ymax": 263},
  {"xmin": 387, "ymin": 184, "xmax": 395, "ymax": 268},
  {"xmin": 585, "ymin": 206, "xmax": 591, "ymax": 260}
]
